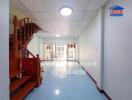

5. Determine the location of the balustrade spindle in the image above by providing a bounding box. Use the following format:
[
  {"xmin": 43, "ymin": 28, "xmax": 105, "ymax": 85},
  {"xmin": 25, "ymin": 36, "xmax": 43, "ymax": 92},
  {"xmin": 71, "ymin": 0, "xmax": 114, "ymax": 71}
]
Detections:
[
  {"xmin": 27, "ymin": 18, "xmax": 30, "ymax": 40},
  {"xmin": 23, "ymin": 19, "xmax": 26, "ymax": 44}
]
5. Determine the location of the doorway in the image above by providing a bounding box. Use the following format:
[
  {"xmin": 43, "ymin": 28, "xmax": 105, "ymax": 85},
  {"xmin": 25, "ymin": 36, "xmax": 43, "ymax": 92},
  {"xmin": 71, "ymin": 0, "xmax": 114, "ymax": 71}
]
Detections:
[
  {"xmin": 53, "ymin": 44, "xmax": 67, "ymax": 61},
  {"xmin": 43, "ymin": 43, "xmax": 77, "ymax": 61}
]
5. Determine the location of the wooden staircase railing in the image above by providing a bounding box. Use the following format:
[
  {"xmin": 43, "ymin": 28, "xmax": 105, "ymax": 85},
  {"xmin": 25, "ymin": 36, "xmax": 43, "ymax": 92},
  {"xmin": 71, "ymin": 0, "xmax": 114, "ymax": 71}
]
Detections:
[
  {"xmin": 9, "ymin": 15, "xmax": 42, "ymax": 100},
  {"xmin": 10, "ymin": 16, "xmax": 41, "ymax": 57}
]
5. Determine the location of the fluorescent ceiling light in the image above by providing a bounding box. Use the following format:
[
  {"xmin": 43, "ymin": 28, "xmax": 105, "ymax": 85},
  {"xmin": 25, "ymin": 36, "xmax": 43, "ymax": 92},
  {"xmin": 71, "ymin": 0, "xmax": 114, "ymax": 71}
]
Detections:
[
  {"xmin": 60, "ymin": 7, "xmax": 73, "ymax": 16},
  {"xmin": 56, "ymin": 34, "xmax": 60, "ymax": 37}
]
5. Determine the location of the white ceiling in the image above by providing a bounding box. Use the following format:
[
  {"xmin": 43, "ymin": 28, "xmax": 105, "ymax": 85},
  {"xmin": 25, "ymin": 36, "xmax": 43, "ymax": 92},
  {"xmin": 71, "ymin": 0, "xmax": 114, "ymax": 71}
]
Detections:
[{"xmin": 10, "ymin": 0, "xmax": 110, "ymax": 38}]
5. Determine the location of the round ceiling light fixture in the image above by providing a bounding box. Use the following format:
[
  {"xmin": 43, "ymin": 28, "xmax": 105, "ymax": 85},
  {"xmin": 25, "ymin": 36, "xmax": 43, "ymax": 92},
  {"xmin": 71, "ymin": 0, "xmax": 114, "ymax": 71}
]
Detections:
[
  {"xmin": 56, "ymin": 34, "xmax": 60, "ymax": 37},
  {"xmin": 60, "ymin": 7, "xmax": 73, "ymax": 16}
]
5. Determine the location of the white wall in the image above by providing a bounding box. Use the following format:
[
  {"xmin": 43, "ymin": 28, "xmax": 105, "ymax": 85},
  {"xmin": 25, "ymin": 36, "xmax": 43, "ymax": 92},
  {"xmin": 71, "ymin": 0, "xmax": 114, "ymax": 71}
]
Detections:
[
  {"xmin": 28, "ymin": 36, "xmax": 39, "ymax": 56},
  {"xmin": 0, "ymin": 0, "xmax": 9, "ymax": 99},
  {"xmin": 43, "ymin": 38, "xmax": 77, "ymax": 44},
  {"xmin": 103, "ymin": 0, "xmax": 132, "ymax": 100},
  {"xmin": 39, "ymin": 37, "xmax": 44, "ymax": 60},
  {"xmin": 79, "ymin": 9, "xmax": 103, "ymax": 88},
  {"xmin": 27, "ymin": 36, "xmax": 44, "ymax": 60}
]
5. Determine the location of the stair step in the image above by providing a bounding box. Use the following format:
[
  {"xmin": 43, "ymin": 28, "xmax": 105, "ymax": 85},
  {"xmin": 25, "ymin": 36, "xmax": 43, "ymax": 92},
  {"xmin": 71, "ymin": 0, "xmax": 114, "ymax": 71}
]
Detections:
[
  {"xmin": 11, "ymin": 82, "xmax": 36, "ymax": 100},
  {"xmin": 10, "ymin": 76, "xmax": 31, "ymax": 92}
]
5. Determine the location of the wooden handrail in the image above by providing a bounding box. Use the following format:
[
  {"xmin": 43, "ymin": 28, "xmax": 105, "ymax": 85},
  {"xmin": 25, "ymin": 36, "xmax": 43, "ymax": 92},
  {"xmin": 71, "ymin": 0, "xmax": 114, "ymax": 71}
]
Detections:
[
  {"xmin": 16, "ymin": 41, "xmax": 36, "ymax": 58},
  {"xmin": 24, "ymin": 48, "xmax": 36, "ymax": 58}
]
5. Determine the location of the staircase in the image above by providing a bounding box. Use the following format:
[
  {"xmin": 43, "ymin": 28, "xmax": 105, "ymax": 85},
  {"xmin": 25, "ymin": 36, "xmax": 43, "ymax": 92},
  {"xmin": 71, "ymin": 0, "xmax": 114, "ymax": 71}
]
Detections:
[{"xmin": 9, "ymin": 16, "xmax": 42, "ymax": 100}]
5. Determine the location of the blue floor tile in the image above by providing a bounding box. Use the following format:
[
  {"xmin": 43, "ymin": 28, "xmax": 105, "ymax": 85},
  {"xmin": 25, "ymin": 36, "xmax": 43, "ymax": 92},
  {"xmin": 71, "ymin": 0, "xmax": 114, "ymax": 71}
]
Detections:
[{"xmin": 25, "ymin": 61, "xmax": 107, "ymax": 100}]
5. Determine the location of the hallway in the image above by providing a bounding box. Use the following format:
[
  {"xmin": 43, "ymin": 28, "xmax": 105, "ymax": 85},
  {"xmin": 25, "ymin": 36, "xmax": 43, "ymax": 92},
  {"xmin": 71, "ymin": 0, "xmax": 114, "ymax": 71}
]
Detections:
[
  {"xmin": 26, "ymin": 61, "xmax": 107, "ymax": 100},
  {"xmin": 1, "ymin": 0, "xmax": 132, "ymax": 100}
]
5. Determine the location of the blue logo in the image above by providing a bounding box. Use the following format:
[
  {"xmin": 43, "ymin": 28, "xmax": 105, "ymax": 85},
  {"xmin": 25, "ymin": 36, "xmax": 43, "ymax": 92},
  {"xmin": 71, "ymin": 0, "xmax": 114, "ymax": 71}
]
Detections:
[{"xmin": 110, "ymin": 5, "xmax": 124, "ymax": 16}]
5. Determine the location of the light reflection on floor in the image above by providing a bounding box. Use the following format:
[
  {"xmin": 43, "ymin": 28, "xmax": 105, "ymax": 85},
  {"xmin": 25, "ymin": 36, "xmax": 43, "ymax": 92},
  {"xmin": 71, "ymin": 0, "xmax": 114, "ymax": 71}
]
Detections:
[{"xmin": 25, "ymin": 61, "xmax": 107, "ymax": 100}]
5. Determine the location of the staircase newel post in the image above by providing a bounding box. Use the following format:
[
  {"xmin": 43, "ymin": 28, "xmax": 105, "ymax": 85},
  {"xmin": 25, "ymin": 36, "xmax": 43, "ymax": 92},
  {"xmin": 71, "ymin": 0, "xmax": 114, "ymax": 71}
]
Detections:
[
  {"xmin": 36, "ymin": 54, "xmax": 41, "ymax": 87},
  {"xmin": 13, "ymin": 15, "xmax": 18, "ymax": 57}
]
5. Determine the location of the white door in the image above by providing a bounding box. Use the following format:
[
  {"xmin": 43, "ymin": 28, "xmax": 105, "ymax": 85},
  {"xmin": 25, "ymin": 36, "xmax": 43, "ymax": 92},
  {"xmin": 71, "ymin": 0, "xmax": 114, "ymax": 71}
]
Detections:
[{"xmin": 53, "ymin": 44, "xmax": 67, "ymax": 61}]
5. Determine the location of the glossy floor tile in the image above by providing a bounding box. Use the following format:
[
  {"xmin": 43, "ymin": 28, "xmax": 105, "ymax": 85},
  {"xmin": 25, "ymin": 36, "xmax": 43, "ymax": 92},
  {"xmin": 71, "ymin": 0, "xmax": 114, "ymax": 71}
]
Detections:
[{"xmin": 25, "ymin": 61, "xmax": 107, "ymax": 100}]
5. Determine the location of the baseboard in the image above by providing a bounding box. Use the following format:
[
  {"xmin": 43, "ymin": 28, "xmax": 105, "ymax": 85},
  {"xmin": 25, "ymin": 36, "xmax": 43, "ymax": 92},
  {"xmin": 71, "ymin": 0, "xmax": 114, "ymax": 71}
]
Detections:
[
  {"xmin": 81, "ymin": 65, "xmax": 97, "ymax": 84},
  {"xmin": 98, "ymin": 89, "xmax": 112, "ymax": 100},
  {"xmin": 77, "ymin": 61, "xmax": 112, "ymax": 100},
  {"xmin": 41, "ymin": 60, "xmax": 53, "ymax": 62}
]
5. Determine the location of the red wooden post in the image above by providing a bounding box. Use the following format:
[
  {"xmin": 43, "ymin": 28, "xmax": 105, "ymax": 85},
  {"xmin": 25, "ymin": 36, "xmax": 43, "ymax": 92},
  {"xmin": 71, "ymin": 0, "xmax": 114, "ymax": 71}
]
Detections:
[
  {"xmin": 13, "ymin": 16, "xmax": 18, "ymax": 56},
  {"xmin": 23, "ymin": 19, "xmax": 26, "ymax": 44},
  {"xmin": 32, "ymin": 24, "xmax": 34, "ymax": 35},
  {"xmin": 27, "ymin": 18, "xmax": 30, "ymax": 40},
  {"xmin": 19, "ymin": 22, "xmax": 22, "ymax": 43},
  {"xmin": 36, "ymin": 54, "xmax": 41, "ymax": 86},
  {"xmin": 13, "ymin": 16, "xmax": 17, "ymax": 40},
  {"xmin": 30, "ymin": 21, "xmax": 33, "ymax": 36}
]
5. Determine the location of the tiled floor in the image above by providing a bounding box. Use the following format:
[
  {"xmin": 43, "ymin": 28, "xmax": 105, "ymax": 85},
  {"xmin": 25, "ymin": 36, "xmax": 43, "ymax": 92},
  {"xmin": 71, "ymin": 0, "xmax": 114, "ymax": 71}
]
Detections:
[{"xmin": 26, "ymin": 61, "xmax": 107, "ymax": 100}]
